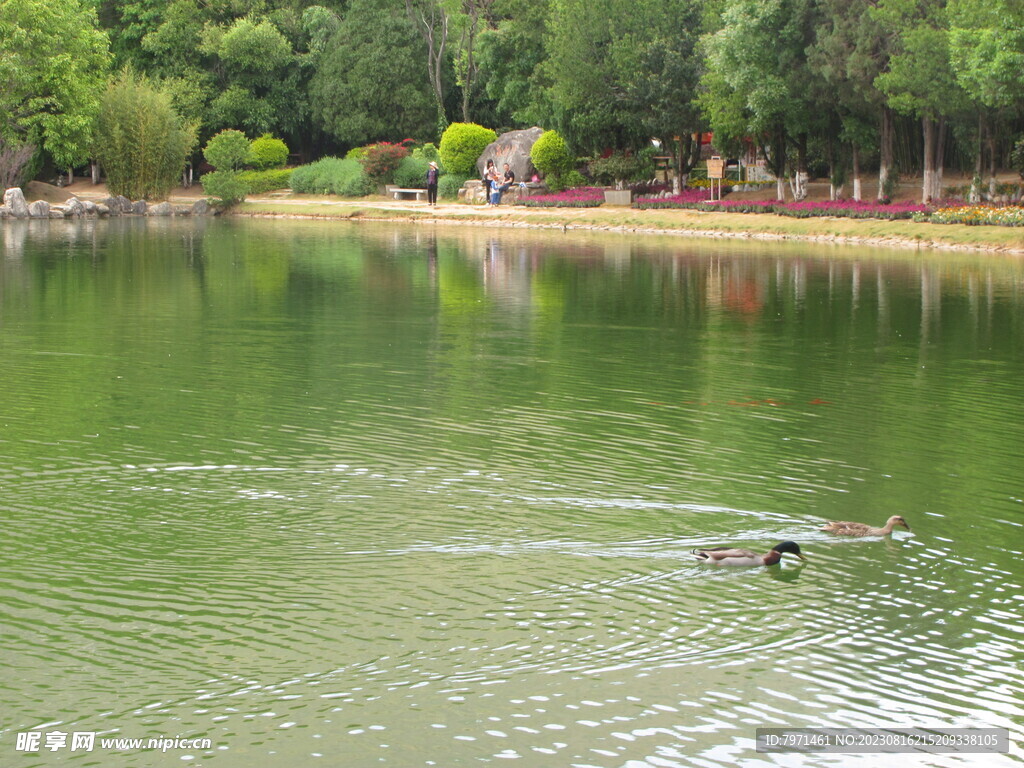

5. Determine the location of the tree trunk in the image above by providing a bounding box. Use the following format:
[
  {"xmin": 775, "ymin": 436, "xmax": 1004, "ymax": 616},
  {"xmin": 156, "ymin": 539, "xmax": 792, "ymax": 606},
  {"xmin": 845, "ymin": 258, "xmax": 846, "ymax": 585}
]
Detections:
[
  {"xmin": 933, "ymin": 117, "xmax": 946, "ymax": 201},
  {"xmin": 852, "ymin": 143, "xmax": 861, "ymax": 202},
  {"xmin": 921, "ymin": 116, "xmax": 936, "ymax": 204},
  {"xmin": 793, "ymin": 132, "xmax": 809, "ymax": 201},
  {"xmin": 827, "ymin": 134, "xmax": 836, "ymax": 200},
  {"xmin": 970, "ymin": 114, "xmax": 983, "ymax": 204},
  {"xmin": 91, "ymin": 161, "xmax": 100, "ymax": 185},
  {"xmin": 406, "ymin": 0, "xmax": 449, "ymax": 136},
  {"xmin": 773, "ymin": 127, "xmax": 787, "ymax": 201},
  {"xmin": 671, "ymin": 135, "xmax": 684, "ymax": 195},
  {"xmin": 878, "ymin": 106, "xmax": 894, "ymax": 201},
  {"xmin": 67, "ymin": 167, "xmax": 74, "ymax": 186},
  {"xmin": 987, "ymin": 129, "xmax": 997, "ymax": 200}
]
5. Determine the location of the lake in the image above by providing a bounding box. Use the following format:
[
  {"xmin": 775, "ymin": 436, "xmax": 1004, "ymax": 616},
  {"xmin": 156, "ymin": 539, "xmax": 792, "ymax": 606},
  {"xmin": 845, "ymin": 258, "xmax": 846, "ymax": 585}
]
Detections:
[{"xmin": 1, "ymin": 217, "xmax": 1022, "ymax": 767}]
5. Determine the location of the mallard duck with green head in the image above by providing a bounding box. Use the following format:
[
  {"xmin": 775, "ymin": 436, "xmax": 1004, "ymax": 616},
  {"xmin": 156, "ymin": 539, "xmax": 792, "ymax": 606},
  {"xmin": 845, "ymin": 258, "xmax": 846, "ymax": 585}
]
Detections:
[{"xmin": 692, "ymin": 540, "xmax": 807, "ymax": 567}]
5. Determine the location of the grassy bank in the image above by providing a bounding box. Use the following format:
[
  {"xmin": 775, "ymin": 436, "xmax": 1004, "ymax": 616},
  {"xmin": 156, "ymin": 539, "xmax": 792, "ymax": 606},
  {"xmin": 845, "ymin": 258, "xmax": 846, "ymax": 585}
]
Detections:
[{"xmin": 234, "ymin": 199, "xmax": 1024, "ymax": 254}]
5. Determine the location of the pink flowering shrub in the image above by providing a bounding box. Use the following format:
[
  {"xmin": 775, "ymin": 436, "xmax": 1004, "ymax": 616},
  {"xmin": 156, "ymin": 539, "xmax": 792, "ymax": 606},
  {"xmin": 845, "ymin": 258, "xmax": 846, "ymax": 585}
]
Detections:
[{"xmin": 634, "ymin": 196, "xmax": 929, "ymax": 220}]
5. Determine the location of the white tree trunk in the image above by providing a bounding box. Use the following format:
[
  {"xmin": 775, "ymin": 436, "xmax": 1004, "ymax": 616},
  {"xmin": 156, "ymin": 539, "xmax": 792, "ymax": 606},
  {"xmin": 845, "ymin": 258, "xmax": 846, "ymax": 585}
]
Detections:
[
  {"xmin": 851, "ymin": 144, "xmax": 861, "ymax": 202},
  {"xmin": 922, "ymin": 117, "xmax": 936, "ymax": 204}
]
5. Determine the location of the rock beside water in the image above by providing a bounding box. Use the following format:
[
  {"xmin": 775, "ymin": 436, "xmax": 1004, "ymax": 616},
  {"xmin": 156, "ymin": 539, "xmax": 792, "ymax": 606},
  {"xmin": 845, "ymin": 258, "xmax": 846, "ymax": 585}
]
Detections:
[
  {"xmin": 28, "ymin": 200, "xmax": 50, "ymax": 218},
  {"xmin": 4, "ymin": 188, "xmax": 29, "ymax": 218},
  {"xmin": 476, "ymin": 127, "xmax": 544, "ymax": 185},
  {"xmin": 147, "ymin": 201, "xmax": 173, "ymax": 216}
]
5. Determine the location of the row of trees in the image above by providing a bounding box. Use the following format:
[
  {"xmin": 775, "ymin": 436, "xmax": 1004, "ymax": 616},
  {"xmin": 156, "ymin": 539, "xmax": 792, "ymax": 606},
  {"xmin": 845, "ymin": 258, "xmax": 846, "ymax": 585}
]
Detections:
[{"xmin": 2, "ymin": 0, "xmax": 1023, "ymax": 202}]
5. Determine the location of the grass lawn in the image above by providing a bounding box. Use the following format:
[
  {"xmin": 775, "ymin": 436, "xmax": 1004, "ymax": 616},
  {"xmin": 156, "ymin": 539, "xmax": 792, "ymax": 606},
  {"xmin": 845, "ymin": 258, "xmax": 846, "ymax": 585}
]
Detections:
[{"xmin": 234, "ymin": 199, "xmax": 1024, "ymax": 254}]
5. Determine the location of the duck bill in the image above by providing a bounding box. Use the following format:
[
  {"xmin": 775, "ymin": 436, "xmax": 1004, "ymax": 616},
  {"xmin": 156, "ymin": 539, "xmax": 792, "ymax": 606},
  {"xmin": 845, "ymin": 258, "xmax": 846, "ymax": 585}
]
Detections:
[{"xmin": 795, "ymin": 553, "xmax": 808, "ymax": 561}]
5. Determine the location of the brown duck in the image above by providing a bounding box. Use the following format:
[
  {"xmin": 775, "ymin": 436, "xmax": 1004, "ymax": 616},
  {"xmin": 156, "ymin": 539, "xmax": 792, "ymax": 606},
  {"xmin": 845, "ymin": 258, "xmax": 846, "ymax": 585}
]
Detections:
[{"xmin": 821, "ymin": 515, "xmax": 910, "ymax": 537}]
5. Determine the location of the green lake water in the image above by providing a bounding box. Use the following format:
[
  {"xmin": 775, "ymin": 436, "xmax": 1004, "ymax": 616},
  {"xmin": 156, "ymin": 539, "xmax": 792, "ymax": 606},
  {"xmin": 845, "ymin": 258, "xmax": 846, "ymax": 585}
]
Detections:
[{"xmin": 1, "ymin": 217, "xmax": 1022, "ymax": 767}]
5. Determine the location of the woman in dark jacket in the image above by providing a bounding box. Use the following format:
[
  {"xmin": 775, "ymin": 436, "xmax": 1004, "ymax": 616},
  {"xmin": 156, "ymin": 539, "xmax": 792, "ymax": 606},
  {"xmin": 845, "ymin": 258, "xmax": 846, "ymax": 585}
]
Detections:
[{"xmin": 426, "ymin": 161, "xmax": 439, "ymax": 206}]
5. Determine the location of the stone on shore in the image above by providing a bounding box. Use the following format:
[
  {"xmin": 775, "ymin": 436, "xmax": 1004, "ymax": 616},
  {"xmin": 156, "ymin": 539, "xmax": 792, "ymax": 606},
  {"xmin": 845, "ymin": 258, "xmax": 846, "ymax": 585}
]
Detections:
[
  {"xmin": 65, "ymin": 198, "xmax": 86, "ymax": 217},
  {"xmin": 95, "ymin": 203, "xmax": 110, "ymax": 216},
  {"xmin": 4, "ymin": 188, "xmax": 29, "ymax": 218},
  {"xmin": 131, "ymin": 200, "xmax": 147, "ymax": 214},
  {"xmin": 476, "ymin": 127, "xmax": 544, "ymax": 185},
  {"xmin": 147, "ymin": 201, "xmax": 173, "ymax": 216},
  {"xmin": 191, "ymin": 199, "xmax": 209, "ymax": 216},
  {"xmin": 28, "ymin": 200, "xmax": 50, "ymax": 218},
  {"xmin": 82, "ymin": 200, "xmax": 98, "ymax": 215}
]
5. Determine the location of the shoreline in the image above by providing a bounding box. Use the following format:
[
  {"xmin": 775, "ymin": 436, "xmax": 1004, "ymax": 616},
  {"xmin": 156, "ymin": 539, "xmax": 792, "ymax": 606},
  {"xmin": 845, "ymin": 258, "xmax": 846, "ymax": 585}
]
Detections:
[{"xmin": 231, "ymin": 199, "xmax": 1024, "ymax": 256}]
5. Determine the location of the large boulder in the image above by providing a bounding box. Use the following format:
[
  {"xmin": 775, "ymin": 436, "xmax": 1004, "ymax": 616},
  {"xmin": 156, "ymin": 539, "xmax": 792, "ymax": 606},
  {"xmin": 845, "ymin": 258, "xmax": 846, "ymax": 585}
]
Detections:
[
  {"xmin": 65, "ymin": 198, "xmax": 86, "ymax": 217},
  {"xmin": 130, "ymin": 200, "xmax": 147, "ymax": 214},
  {"xmin": 146, "ymin": 201, "xmax": 173, "ymax": 216},
  {"xmin": 4, "ymin": 188, "xmax": 29, "ymax": 218},
  {"xmin": 475, "ymin": 127, "xmax": 544, "ymax": 185},
  {"xmin": 190, "ymin": 198, "xmax": 210, "ymax": 216},
  {"xmin": 28, "ymin": 200, "xmax": 51, "ymax": 218}
]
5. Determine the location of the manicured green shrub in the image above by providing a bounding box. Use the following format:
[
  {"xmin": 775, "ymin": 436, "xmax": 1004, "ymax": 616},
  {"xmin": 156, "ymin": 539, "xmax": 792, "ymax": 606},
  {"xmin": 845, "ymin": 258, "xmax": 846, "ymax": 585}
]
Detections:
[
  {"xmin": 360, "ymin": 142, "xmax": 409, "ymax": 183},
  {"xmin": 345, "ymin": 146, "xmax": 369, "ymax": 161},
  {"xmin": 94, "ymin": 70, "xmax": 197, "ymax": 200},
  {"xmin": 545, "ymin": 169, "xmax": 587, "ymax": 192},
  {"xmin": 393, "ymin": 155, "xmax": 430, "ymax": 189},
  {"xmin": 201, "ymin": 170, "xmax": 248, "ymax": 204},
  {"xmin": 588, "ymin": 151, "xmax": 650, "ymax": 186},
  {"xmin": 289, "ymin": 157, "xmax": 374, "ymax": 196},
  {"xmin": 248, "ymin": 134, "xmax": 289, "ymax": 169},
  {"xmin": 438, "ymin": 173, "xmax": 469, "ymax": 200},
  {"xmin": 204, "ymin": 129, "xmax": 250, "ymax": 171},
  {"xmin": 412, "ymin": 142, "xmax": 440, "ymax": 164},
  {"xmin": 238, "ymin": 168, "xmax": 293, "ymax": 194},
  {"xmin": 439, "ymin": 123, "xmax": 497, "ymax": 176},
  {"xmin": 530, "ymin": 130, "xmax": 573, "ymax": 178}
]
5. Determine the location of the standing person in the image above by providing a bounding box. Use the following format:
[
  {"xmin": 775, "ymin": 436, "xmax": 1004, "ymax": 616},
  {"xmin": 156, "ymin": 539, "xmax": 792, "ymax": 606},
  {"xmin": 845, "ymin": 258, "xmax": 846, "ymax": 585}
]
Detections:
[
  {"xmin": 487, "ymin": 162, "xmax": 503, "ymax": 206},
  {"xmin": 492, "ymin": 163, "xmax": 515, "ymax": 205},
  {"xmin": 425, "ymin": 161, "xmax": 439, "ymax": 206},
  {"xmin": 482, "ymin": 159, "xmax": 496, "ymax": 204}
]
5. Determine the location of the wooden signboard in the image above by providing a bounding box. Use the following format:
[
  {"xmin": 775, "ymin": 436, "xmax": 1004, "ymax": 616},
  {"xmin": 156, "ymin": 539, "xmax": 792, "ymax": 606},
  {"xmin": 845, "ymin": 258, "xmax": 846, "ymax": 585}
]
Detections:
[{"xmin": 707, "ymin": 156, "xmax": 725, "ymax": 179}]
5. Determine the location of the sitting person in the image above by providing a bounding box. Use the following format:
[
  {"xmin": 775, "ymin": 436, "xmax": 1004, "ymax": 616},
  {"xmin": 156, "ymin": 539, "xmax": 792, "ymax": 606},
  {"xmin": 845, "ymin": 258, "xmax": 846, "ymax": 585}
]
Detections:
[{"xmin": 490, "ymin": 163, "xmax": 515, "ymax": 205}]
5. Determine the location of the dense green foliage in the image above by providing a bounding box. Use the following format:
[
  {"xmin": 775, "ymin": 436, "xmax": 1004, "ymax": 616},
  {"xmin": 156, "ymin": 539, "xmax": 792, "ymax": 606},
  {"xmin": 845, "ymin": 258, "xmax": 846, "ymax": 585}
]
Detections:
[
  {"xmin": 238, "ymin": 168, "xmax": 293, "ymax": 193},
  {"xmin": 204, "ymin": 129, "xmax": 250, "ymax": 171},
  {"xmin": 394, "ymin": 155, "xmax": 431, "ymax": 189},
  {"xmin": 311, "ymin": 0, "xmax": 436, "ymax": 147},
  {"xmin": 438, "ymin": 173, "xmax": 470, "ymax": 199},
  {"xmin": 201, "ymin": 169, "xmax": 248, "ymax": 204},
  {"xmin": 0, "ymin": 0, "xmax": 110, "ymax": 168},
  {"xmin": 439, "ymin": 123, "xmax": 497, "ymax": 176},
  {"xmin": 4, "ymin": 0, "xmax": 1023, "ymax": 197},
  {"xmin": 93, "ymin": 70, "xmax": 197, "ymax": 199},
  {"xmin": 529, "ymin": 130, "xmax": 573, "ymax": 177},
  {"xmin": 249, "ymin": 134, "xmax": 289, "ymax": 169},
  {"xmin": 289, "ymin": 157, "xmax": 374, "ymax": 196}
]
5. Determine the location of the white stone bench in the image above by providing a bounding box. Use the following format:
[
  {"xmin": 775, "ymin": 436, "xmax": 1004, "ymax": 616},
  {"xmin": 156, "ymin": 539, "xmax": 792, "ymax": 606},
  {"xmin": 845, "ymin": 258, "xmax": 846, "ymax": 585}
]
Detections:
[{"xmin": 390, "ymin": 188, "xmax": 427, "ymax": 202}]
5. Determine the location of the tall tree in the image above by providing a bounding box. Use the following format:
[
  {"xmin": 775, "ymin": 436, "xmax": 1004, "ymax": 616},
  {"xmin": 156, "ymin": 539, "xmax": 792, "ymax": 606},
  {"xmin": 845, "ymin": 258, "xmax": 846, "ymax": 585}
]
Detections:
[
  {"xmin": 809, "ymin": 0, "xmax": 891, "ymax": 200},
  {"xmin": 948, "ymin": 0, "xmax": 1024, "ymax": 198},
  {"xmin": 0, "ymin": 0, "xmax": 110, "ymax": 176},
  {"xmin": 701, "ymin": 0, "xmax": 822, "ymax": 200},
  {"xmin": 312, "ymin": 0, "xmax": 436, "ymax": 146},
  {"xmin": 874, "ymin": 0, "xmax": 969, "ymax": 203},
  {"xmin": 610, "ymin": 0, "xmax": 707, "ymax": 191},
  {"xmin": 475, "ymin": 0, "xmax": 551, "ymax": 128},
  {"xmin": 405, "ymin": 0, "xmax": 451, "ymax": 134}
]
